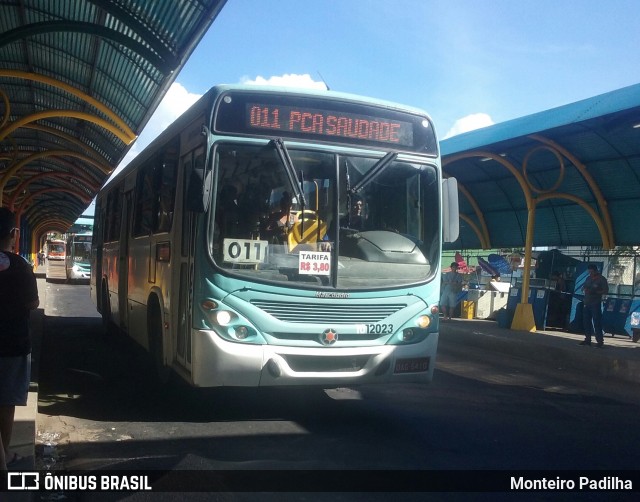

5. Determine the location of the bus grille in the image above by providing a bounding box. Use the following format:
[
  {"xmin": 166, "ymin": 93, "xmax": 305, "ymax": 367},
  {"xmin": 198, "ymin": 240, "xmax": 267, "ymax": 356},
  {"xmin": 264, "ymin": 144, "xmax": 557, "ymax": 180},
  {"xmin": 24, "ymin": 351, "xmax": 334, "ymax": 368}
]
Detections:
[
  {"xmin": 250, "ymin": 300, "xmax": 406, "ymax": 324},
  {"xmin": 283, "ymin": 354, "xmax": 371, "ymax": 372}
]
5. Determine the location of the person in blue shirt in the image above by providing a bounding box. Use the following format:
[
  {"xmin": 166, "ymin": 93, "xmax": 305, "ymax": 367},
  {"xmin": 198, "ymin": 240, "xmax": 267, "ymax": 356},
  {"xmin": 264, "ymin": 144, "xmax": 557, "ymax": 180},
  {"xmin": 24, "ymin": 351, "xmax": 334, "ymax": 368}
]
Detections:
[{"xmin": 440, "ymin": 262, "xmax": 464, "ymax": 320}]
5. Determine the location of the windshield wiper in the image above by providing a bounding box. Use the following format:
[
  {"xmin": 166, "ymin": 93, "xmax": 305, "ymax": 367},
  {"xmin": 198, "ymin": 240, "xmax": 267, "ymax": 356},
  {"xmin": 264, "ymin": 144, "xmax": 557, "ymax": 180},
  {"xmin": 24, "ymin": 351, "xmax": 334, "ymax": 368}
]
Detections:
[
  {"xmin": 271, "ymin": 138, "xmax": 307, "ymax": 208},
  {"xmin": 349, "ymin": 151, "xmax": 398, "ymax": 194}
]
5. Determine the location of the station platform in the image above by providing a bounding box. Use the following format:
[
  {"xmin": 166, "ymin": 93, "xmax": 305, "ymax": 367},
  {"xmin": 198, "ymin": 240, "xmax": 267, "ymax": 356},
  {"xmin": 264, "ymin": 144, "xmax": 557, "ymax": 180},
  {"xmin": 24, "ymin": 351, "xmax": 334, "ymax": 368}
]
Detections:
[{"xmin": 9, "ymin": 276, "xmax": 640, "ymax": 474}]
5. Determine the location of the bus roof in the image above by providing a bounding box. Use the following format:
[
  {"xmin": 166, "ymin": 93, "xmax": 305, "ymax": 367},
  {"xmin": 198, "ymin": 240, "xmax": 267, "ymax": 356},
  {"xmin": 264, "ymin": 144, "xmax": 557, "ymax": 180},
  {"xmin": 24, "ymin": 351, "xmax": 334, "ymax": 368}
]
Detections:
[
  {"xmin": 103, "ymin": 84, "xmax": 437, "ymax": 190},
  {"xmin": 209, "ymin": 84, "xmax": 433, "ymax": 118}
]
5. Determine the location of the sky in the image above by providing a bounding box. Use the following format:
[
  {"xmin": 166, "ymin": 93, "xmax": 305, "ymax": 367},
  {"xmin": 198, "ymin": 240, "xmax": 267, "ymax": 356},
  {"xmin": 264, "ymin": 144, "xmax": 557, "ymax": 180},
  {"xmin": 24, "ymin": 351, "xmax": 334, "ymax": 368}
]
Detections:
[{"xmin": 115, "ymin": 0, "xmax": 640, "ymax": 176}]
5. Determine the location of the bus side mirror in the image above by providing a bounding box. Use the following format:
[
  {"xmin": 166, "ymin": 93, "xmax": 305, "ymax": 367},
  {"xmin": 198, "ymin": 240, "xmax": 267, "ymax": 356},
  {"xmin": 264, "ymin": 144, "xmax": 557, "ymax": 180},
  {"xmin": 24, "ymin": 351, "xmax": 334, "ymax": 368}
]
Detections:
[
  {"xmin": 442, "ymin": 177, "xmax": 459, "ymax": 243},
  {"xmin": 186, "ymin": 167, "xmax": 213, "ymax": 213}
]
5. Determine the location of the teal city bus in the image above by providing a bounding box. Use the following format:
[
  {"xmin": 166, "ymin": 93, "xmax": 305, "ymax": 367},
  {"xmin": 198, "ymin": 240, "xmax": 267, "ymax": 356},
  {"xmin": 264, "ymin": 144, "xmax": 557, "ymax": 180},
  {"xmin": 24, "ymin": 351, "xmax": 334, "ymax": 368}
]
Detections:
[
  {"xmin": 91, "ymin": 85, "xmax": 458, "ymax": 387},
  {"xmin": 65, "ymin": 232, "xmax": 92, "ymax": 282}
]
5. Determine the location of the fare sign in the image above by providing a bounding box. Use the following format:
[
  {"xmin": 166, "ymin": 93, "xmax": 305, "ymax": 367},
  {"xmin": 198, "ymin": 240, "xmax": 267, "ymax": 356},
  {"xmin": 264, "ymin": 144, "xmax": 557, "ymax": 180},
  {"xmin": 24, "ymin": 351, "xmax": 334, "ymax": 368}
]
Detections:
[{"xmin": 298, "ymin": 251, "xmax": 331, "ymax": 276}]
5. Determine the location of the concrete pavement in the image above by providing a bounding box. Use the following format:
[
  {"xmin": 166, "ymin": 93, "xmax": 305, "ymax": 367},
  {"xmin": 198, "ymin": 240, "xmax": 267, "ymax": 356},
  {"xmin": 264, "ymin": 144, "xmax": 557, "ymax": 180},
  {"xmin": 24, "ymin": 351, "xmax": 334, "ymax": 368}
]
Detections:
[
  {"xmin": 440, "ymin": 317, "xmax": 640, "ymax": 385},
  {"xmin": 10, "ymin": 279, "xmax": 44, "ymax": 474},
  {"xmin": 9, "ymin": 277, "xmax": 640, "ymax": 477}
]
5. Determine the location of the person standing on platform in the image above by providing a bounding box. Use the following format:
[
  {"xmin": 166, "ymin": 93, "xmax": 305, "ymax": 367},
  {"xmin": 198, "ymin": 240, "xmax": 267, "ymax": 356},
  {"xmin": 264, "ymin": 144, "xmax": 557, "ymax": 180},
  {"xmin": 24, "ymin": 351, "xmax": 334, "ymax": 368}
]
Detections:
[
  {"xmin": 0, "ymin": 208, "xmax": 40, "ymax": 470},
  {"xmin": 440, "ymin": 262, "xmax": 463, "ymax": 320},
  {"xmin": 548, "ymin": 271, "xmax": 568, "ymax": 329},
  {"xmin": 580, "ymin": 263, "xmax": 609, "ymax": 348}
]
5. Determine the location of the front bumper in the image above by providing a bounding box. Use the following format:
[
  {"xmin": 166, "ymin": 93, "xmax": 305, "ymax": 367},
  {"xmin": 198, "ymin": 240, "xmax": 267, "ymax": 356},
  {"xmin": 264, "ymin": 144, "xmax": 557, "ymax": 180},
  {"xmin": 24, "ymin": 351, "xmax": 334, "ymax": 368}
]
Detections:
[{"xmin": 190, "ymin": 329, "xmax": 438, "ymax": 387}]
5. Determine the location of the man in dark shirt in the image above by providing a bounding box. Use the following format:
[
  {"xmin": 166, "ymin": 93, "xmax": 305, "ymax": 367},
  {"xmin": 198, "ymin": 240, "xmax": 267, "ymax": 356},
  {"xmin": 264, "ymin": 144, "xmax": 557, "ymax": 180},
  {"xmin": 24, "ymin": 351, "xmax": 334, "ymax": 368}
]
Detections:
[
  {"xmin": 580, "ymin": 263, "xmax": 609, "ymax": 348},
  {"xmin": 0, "ymin": 207, "xmax": 39, "ymax": 470}
]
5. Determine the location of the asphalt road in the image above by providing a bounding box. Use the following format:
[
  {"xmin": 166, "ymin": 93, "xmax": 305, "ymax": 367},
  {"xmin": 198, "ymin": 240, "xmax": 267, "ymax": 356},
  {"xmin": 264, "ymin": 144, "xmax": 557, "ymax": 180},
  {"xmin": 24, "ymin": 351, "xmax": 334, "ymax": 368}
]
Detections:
[
  {"xmin": 45, "ymin": 259, "xmax": 67, "ymax": 282},
  {"xmin": 34, "ymin": 283, "xmax": 640, "ymax": 500}
]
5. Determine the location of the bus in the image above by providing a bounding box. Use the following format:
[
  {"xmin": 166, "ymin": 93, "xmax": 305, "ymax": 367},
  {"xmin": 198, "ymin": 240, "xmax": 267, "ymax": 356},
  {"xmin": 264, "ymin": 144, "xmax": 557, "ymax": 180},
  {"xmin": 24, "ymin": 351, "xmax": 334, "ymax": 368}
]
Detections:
[
  {"xmin": 46, "ymin": 239, "xmax": 66, "ymax": 261},
  {"xmin": 65, "ymin": 233, "xmax": 92, "ymax": 281},
  {"xmin": 91, "ymin": 85, "xmax": 458, "ymax": 387}
]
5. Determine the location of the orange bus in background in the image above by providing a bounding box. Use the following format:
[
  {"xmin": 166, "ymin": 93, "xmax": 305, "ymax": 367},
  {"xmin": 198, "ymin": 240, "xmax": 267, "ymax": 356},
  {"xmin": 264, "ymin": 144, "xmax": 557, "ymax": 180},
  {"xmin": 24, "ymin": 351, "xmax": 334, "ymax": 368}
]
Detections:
[{"xmin": 47, "ymin": 239, "xmax": 66, "ymax": 260}]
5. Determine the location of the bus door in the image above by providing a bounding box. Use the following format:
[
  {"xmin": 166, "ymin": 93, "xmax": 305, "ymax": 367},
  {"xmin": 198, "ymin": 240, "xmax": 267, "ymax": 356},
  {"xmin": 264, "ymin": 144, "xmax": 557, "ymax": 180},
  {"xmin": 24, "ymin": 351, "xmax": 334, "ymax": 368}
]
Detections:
[
  {"xmin": 175, "ymin": 149, "xmax": 203, "ymax": 371},
  {"xmin": 118, "ymin": 183, "xmax": 134, "ymax": 329}
]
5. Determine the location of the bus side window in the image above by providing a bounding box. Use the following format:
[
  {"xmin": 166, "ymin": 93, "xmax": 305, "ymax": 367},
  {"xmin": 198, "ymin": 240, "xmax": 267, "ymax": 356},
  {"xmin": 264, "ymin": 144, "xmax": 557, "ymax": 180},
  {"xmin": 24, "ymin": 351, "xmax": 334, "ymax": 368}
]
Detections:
[
  {"xmin": 132, "ymin": 138, "xmax": 179, "ymax": 237},
  {"xmin": 105, "ymin": 185, "xmax": 123, "ymax": 242},
  {"xmin": 156, "ymin": 138, "xmax": 178, "ymax": 233},
  {"xmin": 133, "ymin": 164, "xmax": 155, "ymax": 236}
]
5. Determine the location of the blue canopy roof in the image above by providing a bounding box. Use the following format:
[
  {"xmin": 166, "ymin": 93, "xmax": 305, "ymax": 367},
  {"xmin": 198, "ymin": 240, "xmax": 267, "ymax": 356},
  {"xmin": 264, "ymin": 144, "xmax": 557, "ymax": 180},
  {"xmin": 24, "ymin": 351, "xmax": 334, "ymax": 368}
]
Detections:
[{"xmin": 440, "ymin": 83, "xmax": 640, "ymax": 249}]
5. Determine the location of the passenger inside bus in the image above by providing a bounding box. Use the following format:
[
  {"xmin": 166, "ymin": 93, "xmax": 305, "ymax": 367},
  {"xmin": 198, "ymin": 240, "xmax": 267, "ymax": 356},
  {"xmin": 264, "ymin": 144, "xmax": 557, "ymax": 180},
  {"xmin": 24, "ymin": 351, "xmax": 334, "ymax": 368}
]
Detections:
[
  {"xmin": 262, "ymin": 191, "xmax": 296, "ymax": 244},
  {"xmin": 349, "ymin": 197, "xmax": 366, "ymax": 230}
]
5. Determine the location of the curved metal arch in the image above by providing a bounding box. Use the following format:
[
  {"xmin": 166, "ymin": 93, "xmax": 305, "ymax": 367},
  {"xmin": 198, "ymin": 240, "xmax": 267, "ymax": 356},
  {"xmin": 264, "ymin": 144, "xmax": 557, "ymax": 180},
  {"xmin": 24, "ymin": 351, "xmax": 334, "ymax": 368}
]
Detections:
[
  {"xmin": 33, "ymin": 219, "xmax": 71, "ymax": 238},
  {"xmin": 11, "ymin": 126, "xmax": 120, "ymax": 168},
  {"xmin": 528, "ymin": 134, "xmax": 615, "ymax": 247},
  {"xmin": 0, "ymin": 22, "xmax": 177, "ymax": 73},
  {"xmin": 4, "ymin": 156, "xmax": 105, "ymax": 195},
  {"xmin": 444, "ymin": 150, "xmax": 535, "ymax": 209},
  {"xmin": 24, "ymin": 199, "xmax": 84, "ymax": 231},
  {"xmin": 0, "ymin": 149, "xmax": 111, "ymax": 205},
  {"xmin": 459, "ymin": 214, "xmax": 489, "ymax": 249},
  {"xmin": 0, "ymin": 70, "xmax": 137, "ymax": 142},
  {"xmin": 0, "ymin": 88, "xmax": 9, "ymax": 129},
  {"xmin": 22, "ymin": 124, "xmax": 111, "ymax": 163},
  {"xmin": 444, "ymin": 151, "xmax": 536, "ymax": 247},
  {"xmin": 450, "ymin": 182, "xmax": 491, "ymax": 249},
  {"xmin": 8, "ymin": 170, "xmax": 100, "ymax": 210},
  {"xmin": 18, "ymin": 187, "xmax": 92, "ymax": 213},
  {"xmin": 0, "ymin": 109, "xmax": 135, "ymax": 145},
  {"xmin": 534, "ymin": 192, "xmax": 612, "ymax": 249},
  {"xmin": 0, "ymin": 135, "xmax": 18, "ymax": 164},
  {"xmin": 26, "ymin": 199, "xmax": 80, "ymax": 222},
  {"xmin": 34, "ymin": 157, "xmax": 104, "ymax": 186},
  {"xmin": 15, "ymin": 188, "xmax": 90, "ymax": 254},
  {"xmin": 31, "ymin": 222, "xmax": 68, "ymax": 259},
  {"xmin": 444, "ymin": 150, "xmax": 538, "ymax": 331},
  {"xmin": 522, "ymin": 145, "xmax": 566, "ymax": 194}
]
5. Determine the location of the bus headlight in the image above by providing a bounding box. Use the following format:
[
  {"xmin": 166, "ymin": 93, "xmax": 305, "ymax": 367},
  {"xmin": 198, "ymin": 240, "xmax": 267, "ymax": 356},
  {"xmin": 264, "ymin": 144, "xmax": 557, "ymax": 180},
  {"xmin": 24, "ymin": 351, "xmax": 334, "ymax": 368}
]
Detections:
[
  {"xmin": 393, "ymin": 326, "xmax": 428, "ymax": 345},
  {"xmin": 233, "ymin": 325, "xmax": 251, "ymax": 340},
  {"xmin": 198, "ymin": 299, "xmax": 265, "ymax": 344},
  {"xmin": 388, "ymin": 314, "xmax": 436, "ymax": 345},
  {"xmin": 416, "ymin": 315, "xmax": 431, "ymax": 328},
  {"xmin": 402, "ymin": 328, "xmax": 415, "ymax": 341},
  {"xmin": 215, "ymin": 310, "xmax": 233, "ymax": 326}
]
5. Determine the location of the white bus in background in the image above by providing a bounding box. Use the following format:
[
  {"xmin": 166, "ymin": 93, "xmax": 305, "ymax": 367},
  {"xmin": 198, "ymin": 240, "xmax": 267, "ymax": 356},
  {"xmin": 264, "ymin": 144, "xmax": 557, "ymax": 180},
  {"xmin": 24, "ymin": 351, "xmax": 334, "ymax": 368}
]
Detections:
[{"xmin": 46, "ymin": 239, "xmax": 66, "ymax": 261}]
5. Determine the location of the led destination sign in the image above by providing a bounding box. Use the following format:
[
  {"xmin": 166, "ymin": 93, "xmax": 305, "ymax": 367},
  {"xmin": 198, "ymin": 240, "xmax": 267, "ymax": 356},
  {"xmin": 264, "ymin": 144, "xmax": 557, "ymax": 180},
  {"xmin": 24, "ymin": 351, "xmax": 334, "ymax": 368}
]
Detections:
[
  {"xmin": 247, "ymin": 103, "xmax": 413, "ymax": 147},
  {"xmin": 214, "ymin": 91, "xmax": 438, "ymax": 155}
]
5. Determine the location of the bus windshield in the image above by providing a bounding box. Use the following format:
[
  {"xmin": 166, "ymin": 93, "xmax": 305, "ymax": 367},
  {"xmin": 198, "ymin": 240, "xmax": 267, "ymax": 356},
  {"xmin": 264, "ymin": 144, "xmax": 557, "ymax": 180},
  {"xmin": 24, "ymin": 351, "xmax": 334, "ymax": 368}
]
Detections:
[
  {"xmin": 211, "ymin": 142, "xmax": 440, "ymax": 289},
  {"xmin": 49, "ymin": 243, "xmax": 65, "ymax": 254},
  {"xmin": 72, "ymin": 241, "xmax": 92, "ymax": 265}
]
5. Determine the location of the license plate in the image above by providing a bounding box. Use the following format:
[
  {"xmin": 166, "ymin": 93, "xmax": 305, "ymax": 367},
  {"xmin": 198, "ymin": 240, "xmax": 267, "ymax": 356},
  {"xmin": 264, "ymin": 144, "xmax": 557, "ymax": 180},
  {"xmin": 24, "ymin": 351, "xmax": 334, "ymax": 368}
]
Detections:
[{"xmin": 394, "ymin": 357, "xmax": 430, "ymax": 374}]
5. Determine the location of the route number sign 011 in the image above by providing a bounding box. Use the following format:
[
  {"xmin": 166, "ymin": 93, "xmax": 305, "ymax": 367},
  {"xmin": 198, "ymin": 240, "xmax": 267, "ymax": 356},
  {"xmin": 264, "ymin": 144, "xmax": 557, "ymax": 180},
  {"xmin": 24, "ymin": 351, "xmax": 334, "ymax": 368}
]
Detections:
[{"xmin": 223, "ymin": 238, "xmax": 268, "ymax": 264}]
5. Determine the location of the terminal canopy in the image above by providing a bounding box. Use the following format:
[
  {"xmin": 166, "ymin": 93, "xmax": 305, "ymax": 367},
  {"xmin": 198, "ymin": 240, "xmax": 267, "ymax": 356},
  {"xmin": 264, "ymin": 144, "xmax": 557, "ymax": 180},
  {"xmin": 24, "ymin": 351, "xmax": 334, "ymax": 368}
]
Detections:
[
  {"xmin": 0, "ymin": 0, "xmax": 227, "ymax": 240},
  {"xmin": 441, "ymin": 83, "xmax": 640, "ymax": 250}
]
